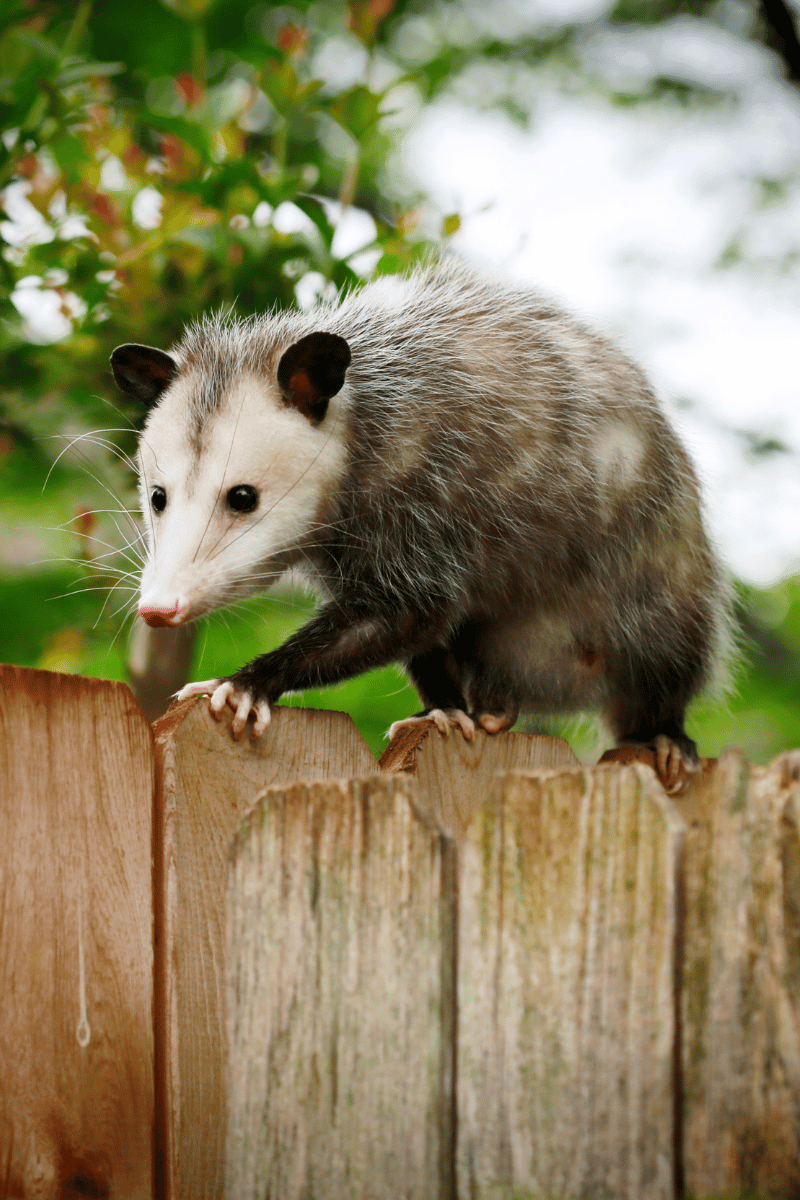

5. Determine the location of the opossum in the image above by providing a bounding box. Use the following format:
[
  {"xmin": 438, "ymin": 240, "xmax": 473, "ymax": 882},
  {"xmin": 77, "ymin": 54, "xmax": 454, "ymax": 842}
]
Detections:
[{"xmin": 111, "ymin": 262, "xmax": 730, "ymax": 792}]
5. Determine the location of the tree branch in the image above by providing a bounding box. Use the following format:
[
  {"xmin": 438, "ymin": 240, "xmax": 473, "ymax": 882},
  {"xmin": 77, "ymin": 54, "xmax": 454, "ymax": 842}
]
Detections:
[{"xmin": 760, "ymin": 0, "xmax": 800, "ymax": 87}]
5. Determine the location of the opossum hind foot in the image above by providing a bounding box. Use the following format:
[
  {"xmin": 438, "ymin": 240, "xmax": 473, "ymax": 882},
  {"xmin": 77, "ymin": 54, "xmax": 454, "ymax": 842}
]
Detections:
[
  {"xmin": 471, "ymin": 711, "xmax": 516, "ymax": 733},
  {"xmin": 652, "ymin": 733, "xmax": 699, "ymax": 793},
  {"xmin": 175, "ymin": 678, "xmax": 271, "ymax": 740},
  {"xmin": 604, "ymin": 732, "xmax": 699, "ymax": 795},
  {"xmin": 472, "ymin": 698, "xmax": 519, "ymax": 734},
  {"xmin": 388, "ymin": 708, "xmax": 476, "ymax": 742}
]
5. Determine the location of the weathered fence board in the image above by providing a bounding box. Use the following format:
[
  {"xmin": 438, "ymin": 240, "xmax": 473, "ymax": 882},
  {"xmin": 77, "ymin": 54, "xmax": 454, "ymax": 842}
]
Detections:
[
  {"xmin": 226, "ymin": 774, "xmax": 453, "ymax": 1200},
  {"xmin": 680, "ymin": 749, "xmax": 800, "ymax": 1197},
  {"xmin": 0, "ymin": 665, "xmax": 154, "ymax": 1200},
  {"xmin": 380, "ymin": 722, "xmax": 579, "ymax": 836},
  {"xmin": 225, "ymin": 758, "xmax": 686, "ymax": 1199},
  {"xmin": 225, "ymin": 740, "xmax": 800, "ymax": 1199},
  {"xmin": 153, "ymin": 697, "xmax": 377, "ymax": 1200},
  {"xmin": 457, "ymin": 764, "xmax": 684, "ymax": 1200},
  {"xmin": 5, "ymin": 664, "xmax": 800, "ymax": 1199}
]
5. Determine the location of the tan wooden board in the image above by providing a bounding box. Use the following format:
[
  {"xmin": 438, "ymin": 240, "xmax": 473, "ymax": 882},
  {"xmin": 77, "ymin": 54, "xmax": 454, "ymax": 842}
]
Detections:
[
  {"xmin": 678, "ymin": 748, "xmax": 800, "ymax": 1197},
  {"xmin": 457, "ymin": 763, "xmax": 685, "ymax": 1200},
  {"xmin": 5, "ymin": 659, "xmax": 794, "ymax": 1199},
  {"xmin": 0, "ymin": 665, "xmax": 154, "ymax": 1200},
  {"xmin": 153, "ymin": 697, "xmax": 377, "ymax": 1200},
  {"xmin": 225, "ymin": 774, "xmax": 453, "ymax": 1200},
  {"xmin": 380, "ymin": 722, "xmax": 579, "ymax": 837}
]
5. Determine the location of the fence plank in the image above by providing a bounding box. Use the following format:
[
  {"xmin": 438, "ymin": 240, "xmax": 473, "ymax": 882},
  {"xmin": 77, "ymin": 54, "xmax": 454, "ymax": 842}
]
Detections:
[
  {"xmin": 680, "ymin": 749, "xmax": 800, "ymax": 1197},
  {"xmin": 380, "ymin": 724, "xmax": 579, "ymax": 836},
  {"xmin": 0, "ymin": 665, "xmax": 154, "ymax": 1200},
  {"xmin": 457, "ymin": 763, "xmax": 684, "ymax": 1200},
  {"xmin": 153, "ymin": 698, "xmax": 377, "ymax": 1200},
  {"xmin": 225, "ymin": 774, "xmax": 453, "ymax": 1200}
]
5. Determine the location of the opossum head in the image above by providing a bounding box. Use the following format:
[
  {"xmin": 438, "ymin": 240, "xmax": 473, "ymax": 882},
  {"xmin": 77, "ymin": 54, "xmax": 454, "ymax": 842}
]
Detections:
[{"xmin": 111, "ymin": 332, "xmax": 350, "ymax": 628}]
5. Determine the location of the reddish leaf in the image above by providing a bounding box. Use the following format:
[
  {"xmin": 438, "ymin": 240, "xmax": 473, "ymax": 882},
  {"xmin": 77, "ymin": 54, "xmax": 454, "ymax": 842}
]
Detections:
[
  {"xmin": 277, "ymin": 24, "xmax": 309, "ymax": 57},
  {"xmin": 175, "ymin": 74, "xmax": 204, "ymax": 106}
]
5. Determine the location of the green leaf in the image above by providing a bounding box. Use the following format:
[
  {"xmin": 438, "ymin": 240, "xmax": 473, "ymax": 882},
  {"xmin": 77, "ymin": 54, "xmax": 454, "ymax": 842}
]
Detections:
[
  {"xmin": 330, "ymin": 85, "xmax": 382, "ymax": 140},
  {"xmin": 260, "ymin": 61, "xmax": 300, "ymax": 115},
  {"xmin": 56, "ymin": 60, "xmax": 124, "ymax": 86},
  {"xmin": 48, "ymin": 133, "xmax": 89, "ymax": 182},
  {"xmin": 293, "ymin": 193, "xmax": 336, "ymax": 250},
  {"xmin": 142, "ymin": 112, "xmax": 215, "ymax": 161},
  {"xmin": 13, "ymin": 30, "xmax": 61, "ymax": 61}
]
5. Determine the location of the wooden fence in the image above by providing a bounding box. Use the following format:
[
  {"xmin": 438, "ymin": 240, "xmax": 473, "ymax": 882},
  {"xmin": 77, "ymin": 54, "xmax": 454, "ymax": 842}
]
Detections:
[{"xmin": 1, "ymin": 662, "xmax": 799, "ymax": 1199}]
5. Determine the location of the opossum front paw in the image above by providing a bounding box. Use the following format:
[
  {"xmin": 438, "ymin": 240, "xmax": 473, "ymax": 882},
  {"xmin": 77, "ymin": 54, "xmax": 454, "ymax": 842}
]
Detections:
[
  {"xmin": 210, "ymin": 680, "xmax": 272, "ymax": 740},
  {"xmin": 388, "ymin": 708, "xmax": 476, "ymax": 742},
  {"xmin": 175, "ymin": 678, "xmax": 271, "ymax": 740}
]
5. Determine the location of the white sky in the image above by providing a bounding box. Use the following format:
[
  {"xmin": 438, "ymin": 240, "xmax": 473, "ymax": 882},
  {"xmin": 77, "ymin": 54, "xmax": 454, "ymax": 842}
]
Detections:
[{"xmin": 399, "ymin": 20, "xmax": 800, "ymax": 586}]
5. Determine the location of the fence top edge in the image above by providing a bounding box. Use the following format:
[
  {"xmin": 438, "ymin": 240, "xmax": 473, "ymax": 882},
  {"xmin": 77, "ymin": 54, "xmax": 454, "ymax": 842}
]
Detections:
[
  {"xmin": 152, "ymin": 694, "xmax": 376, "ymax": 754},
  {"xmin": 0, "ymin": 663, "xmax": 151, "ymax": 734},
  {"xmin": 227, "ymin": 771, "xmax": 420, "ymax": 864},
  {"xmin": 378, "ymin": 723, "xmax": 578, "ymax": 774}
]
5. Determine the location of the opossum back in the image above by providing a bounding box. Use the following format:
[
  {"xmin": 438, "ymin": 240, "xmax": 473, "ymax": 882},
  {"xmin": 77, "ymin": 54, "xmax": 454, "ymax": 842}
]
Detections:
[{"xmin": 308, "ymin": 266, "xmax": 715, "ymax": 611}]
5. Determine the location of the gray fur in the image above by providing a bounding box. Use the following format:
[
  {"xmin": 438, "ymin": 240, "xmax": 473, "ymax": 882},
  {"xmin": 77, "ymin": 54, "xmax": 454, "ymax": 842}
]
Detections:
[{"xmin": 131, "ymin": 260, "xmax": 732, "ymax": 758}]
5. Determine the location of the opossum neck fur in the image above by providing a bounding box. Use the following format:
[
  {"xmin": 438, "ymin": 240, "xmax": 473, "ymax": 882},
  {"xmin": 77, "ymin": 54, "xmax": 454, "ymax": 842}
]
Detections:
[{"xmin": 138, "ymin": 367, "xmax": 348, "ymax": 622}]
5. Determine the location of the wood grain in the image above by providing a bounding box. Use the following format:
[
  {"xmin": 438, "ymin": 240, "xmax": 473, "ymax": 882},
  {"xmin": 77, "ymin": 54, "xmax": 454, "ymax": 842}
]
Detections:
[
  {"xmin": 679, "ymin": 748, "xmax": 800, "ymax": 1196},
  {"xmin": 153, "ymin": 698, "xmax": 377, "ymax": 1200},
  {"xmin": 0, "ymin": 665, "xmax": 154, "ymax": 1200},
  {"xmin": 380, "ymin": 723, "xmax": 579, "ymax": 836},
  {"xmin": 225, "ymin": 774, "xmax": 453, "ymax": 1200},
  {"xmin": 457, "ymin": 763, "xmax": 685, "ymax": 1200}
]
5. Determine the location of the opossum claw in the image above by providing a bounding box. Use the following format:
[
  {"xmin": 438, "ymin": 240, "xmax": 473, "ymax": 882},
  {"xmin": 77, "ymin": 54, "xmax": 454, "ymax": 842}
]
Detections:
[
  {"xmin": 653, "ymin": 734, "xmax": 699, "ymax": 795},
  {"xmin": 607, "ymin": 735, "xmax": 699, "ymax": 795},
  {"xmin": 388, "ymin": 708, "xmax": 476, "ymax": 742},
  {"xmin": 251, "ymin": 700, "xmax": 272, "ymax": 738},
  {"xmin": 175, "ymin": 679, "xmax": 270, "ymax": 739},
  {"xmin": 207, "ymin": 680, "xmax": 271, "ymax": 740},
  {"xmin": 175, "ymin": 678, "xmax": 221, "ymax": 701},
  {"xmin": 599, "ymin": 734, "xmax": 700, "ymax": 792}
]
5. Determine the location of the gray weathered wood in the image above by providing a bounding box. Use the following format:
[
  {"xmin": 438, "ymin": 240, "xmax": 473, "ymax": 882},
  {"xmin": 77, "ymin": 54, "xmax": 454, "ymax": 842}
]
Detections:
[
  {"xmin": 225, "ymin": 774, "xmax": 453, "ymax": 1200},
  {"xmin": 153, "ymin": 698, "xmax": 377, "ymax": 1200},
  {"xmin": 127, "ymin": 618, "xmax": 195, "ymax": 721},
  {"xmin": 457, "ymin": 763, "xmax": 685, "ymax": 1200},
  {"xmin": 380, "ymin": 722, "xmax": 579, "ymax": 836},
  {"xmin": 680, "ymin": 748, "xmax": 800, "ymax": 1197},
  {"xmin": 0, "ymin": 666, "xmax": 154, "ymax": 1200}
]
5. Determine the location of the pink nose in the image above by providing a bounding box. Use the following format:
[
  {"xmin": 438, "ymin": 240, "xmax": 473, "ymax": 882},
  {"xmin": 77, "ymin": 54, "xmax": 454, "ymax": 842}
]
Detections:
[{"xmin": 139, "ymin": 605, "xmax": 180, "ymax": 628}]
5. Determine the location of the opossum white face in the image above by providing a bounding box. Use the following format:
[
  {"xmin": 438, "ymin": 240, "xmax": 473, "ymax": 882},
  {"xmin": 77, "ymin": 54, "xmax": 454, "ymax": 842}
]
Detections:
[{"xmin": 111, "ymin": 334, "xmax": 350, "ymax": 628}]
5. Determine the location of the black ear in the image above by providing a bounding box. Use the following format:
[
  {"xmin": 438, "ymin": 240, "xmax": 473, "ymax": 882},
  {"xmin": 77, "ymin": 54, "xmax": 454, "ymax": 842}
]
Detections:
[
  {"xmin": 277, "ymin": 332, "xmax": 351, "ymax": 425},
  {"xmin": 110, "ymin": 344, "xmax": 179, "ymax": 407}
]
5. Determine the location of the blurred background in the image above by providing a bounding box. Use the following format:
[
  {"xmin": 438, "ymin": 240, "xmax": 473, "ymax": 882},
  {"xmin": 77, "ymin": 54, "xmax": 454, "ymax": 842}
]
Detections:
[{"xmin": 0, "ymin": 0, "xmax": 798, "ymax": 760}]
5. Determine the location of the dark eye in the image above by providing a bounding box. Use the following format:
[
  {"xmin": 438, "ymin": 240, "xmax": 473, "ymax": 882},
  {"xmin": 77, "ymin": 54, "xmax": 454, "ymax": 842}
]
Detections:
[
  {"xmin": 227, "ymin": 484, "xmax": 259, "ymax": 513},
  {"xmin": 151, "ymin": 487, "xmax": 167, "ymax": 513}
]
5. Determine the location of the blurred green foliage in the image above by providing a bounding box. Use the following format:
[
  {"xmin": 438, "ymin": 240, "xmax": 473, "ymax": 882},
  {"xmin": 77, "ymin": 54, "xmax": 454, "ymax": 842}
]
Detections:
[
  {"xmin": 0, "ymin": 0, "xmax": 450, "ymax": 757},
  {"xmin": 0, "ymin": 0, "xmax": 797, "ymax": 761}
]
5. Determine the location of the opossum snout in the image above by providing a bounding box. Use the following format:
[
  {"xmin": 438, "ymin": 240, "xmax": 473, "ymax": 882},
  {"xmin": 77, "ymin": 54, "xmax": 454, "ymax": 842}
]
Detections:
[{"xmin": 139, "ymin": 602, "xmax": 191, "ymax": 628}]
